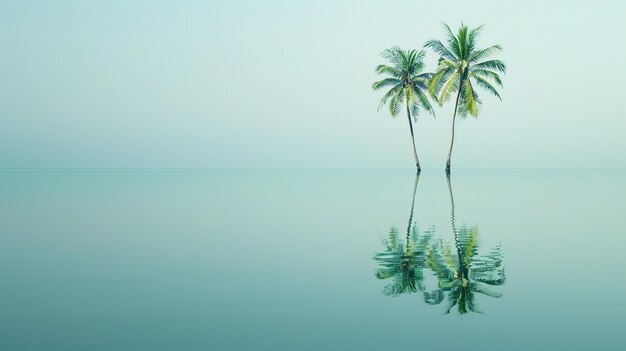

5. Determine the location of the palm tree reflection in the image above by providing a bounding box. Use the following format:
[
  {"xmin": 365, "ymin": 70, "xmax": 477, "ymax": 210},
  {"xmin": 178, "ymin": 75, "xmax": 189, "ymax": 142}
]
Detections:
[
  {"xmin": 373, "ymin": 175, "xmax": 435, "ymax": 296},
  {"xmin": 428, "ymin": 226, "xmax": 505, "ymax": 314},
  {"xmin": 428, "ymin": 176, "xmax": 505, "ymax": 314},
  {"xmin": 374, "ymin": 175, "xmax": 505, "ymax": 314}
]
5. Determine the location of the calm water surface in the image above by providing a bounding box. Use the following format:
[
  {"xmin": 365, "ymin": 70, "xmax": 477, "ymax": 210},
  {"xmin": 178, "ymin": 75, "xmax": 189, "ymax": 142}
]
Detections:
[{"xmin": 1, "ymin": 169, "xmax": 625, "ymax": 350}]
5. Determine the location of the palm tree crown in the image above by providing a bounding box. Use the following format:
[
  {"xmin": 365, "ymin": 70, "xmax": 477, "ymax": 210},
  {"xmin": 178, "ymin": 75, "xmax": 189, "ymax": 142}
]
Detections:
[
  {"xmin": 372, "ymin": 46, "xmax": 435, "ymax": 119},
  {"xmin": 425, "ymin": 23, "xmax": 506, "ymax": 117}
]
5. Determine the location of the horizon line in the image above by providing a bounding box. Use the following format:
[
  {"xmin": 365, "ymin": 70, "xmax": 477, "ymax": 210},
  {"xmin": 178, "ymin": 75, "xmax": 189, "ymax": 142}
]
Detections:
[{"xmin": 1, "ymin": 167, "xmax": 625, "ymax": 172}]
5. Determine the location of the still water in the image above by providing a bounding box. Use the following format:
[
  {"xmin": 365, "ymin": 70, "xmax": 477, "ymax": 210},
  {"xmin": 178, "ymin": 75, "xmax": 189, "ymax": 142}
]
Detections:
[{"xmin": 1, "ymin": 169, "xmax": 625, "ymax": 350}]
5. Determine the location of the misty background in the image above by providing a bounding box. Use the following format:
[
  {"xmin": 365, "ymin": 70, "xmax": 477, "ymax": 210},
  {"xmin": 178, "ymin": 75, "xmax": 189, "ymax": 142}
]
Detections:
[{"xmin": 1, "ymin": 0, "xmax": 624, "ymax": 169}]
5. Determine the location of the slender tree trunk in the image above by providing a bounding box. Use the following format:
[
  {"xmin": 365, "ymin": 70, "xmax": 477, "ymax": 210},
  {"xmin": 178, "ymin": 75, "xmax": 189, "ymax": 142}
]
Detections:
[
  {"xmin": 406, "ymin": 103, "xmax": 421, "ymax": 172},
  {"xmin": 446, "ymin": 84, "xmax": 463, "ymax": 175}
]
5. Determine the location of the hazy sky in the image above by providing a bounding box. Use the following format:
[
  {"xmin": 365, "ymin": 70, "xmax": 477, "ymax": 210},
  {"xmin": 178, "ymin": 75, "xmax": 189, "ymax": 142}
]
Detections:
[{"xmin": 1, "ymin": 0, "xmax": 624, "ymax": 169}]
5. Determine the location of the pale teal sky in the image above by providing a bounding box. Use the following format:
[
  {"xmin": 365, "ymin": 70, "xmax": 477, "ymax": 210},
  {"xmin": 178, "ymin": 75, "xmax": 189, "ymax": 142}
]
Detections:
[{"xmin": 0, "ymin": 0, "xmax": 624, "ymax": 169}]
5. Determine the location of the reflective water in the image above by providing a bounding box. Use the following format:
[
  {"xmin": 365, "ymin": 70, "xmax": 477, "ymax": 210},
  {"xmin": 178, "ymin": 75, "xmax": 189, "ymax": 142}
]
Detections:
[{"xmin": 1, "ymin": 169, "xmax": 625, "ymax": 350}]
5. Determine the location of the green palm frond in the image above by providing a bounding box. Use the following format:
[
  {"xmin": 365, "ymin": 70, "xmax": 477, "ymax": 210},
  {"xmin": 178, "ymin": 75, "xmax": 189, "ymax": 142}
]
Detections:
[
  {"xmin": 470, "ymin": 44, "xmax": 502, "ymax": 63},
  {"xmin": 388, "ymin": 88, "xmax": 404, "ymax": 116},
  {"xmin": 408, "ymin": 86, "xmax": 421, "ymax": 118},
  {"xmin": 471, "ymin": 69, "xmax": 503, "ymax": 86},
  {"xmin": 455, "ymin": 24, "xmax": 469, "ymax": 60},
  {"xmin": 461, "ymin": 79, "xmax": 480, "ymax": 117},
  {"xmin": 413, "ymin": 72, "xmax": 433, "ymax": 90},
  {"xmin": 428, "ymin": 66, "xmax": 454, "ymax": 99},
  {"xmin": 442, "ymin": 22, "xmax": 461, "ymax": 58},
  {"xmin": 473, "ymin": 75, "xmax": 502, "ymax": 100},
  {"xmin": 437, "ymin": 71, "xmax": 460, "ymax": 104},
  {"xmin": 372, "ymin": 77, "xmax": 402, "ymax": 91},
  {"xmin": 425, "ymin": 23, "xmax": 506, "ymax": 120},
  {"xmin": 377, "ymin": 85, "xmax": 402, "ymax": 112},
  {"xmin": 375, "ymin": 64, "xmax": 401, "ymax": 77},
  {"xmin": 381, "ymin": 46, "xmax": 403, "ymax": 67},
  {"xmin": 414, "ymin": 87, "xmax": 435, "ymax": 117},
  {"xmin": 471, "ymin": 59, "xmax": 507, "ymax": 73},
  {"xmin": 424, "ymin": 40, "xmax": 458, "ymax": 61},
  {"xmin": 466, "ymin": 24, "xmax": 484, "ymax": 55}
]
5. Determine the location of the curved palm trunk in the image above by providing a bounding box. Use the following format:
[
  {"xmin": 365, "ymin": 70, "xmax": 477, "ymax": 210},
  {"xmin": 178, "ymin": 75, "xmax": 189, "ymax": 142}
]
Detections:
[
  {"xmin": 405, "ymin": 103, "xmax": 421, "ymax": 172},
  {"xmin": 446, "ymin": 86, "xmax": 463, "ymax": 175}
]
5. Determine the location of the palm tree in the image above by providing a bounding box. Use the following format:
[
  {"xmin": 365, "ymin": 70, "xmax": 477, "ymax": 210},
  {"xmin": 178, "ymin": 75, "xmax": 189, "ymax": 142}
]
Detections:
[
  {"xmin": 426, "ymin": 176, "xmax": 505, "ymax": 314},
  {"xmin": 425, "ymin": 23, "xmax": 506, "ymax": 174},
  {"xmin": 372, "ymin": 47, "xmax": 435, "ymax": 172},
  {"xmin": 373, "ymin": 175, "xmax": 435, "ymax": 296}
]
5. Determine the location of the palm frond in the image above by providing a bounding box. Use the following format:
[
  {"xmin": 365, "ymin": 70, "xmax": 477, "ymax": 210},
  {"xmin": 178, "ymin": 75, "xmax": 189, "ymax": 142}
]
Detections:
[
  {"xmin": 413, "ymin": 72, "xmax": 433, "ymax": 90},
  {"xmin": 402, "ymin": 49, "xmax": 425, "ymax": 77},
  {"xmin": 372, "ymin": 77, "xmax": 401, "ymax": 91},
  {"xmin": 381, "ymin": 46, "xmax": 403, "ymax": 68},
  {"xmin": 375, "ymin": 64, "xmax": 401, "ymax": 77},
  {"xmin": 377, "ymin": 85, "xmax": 402, "ymax": 112},
  {"xmin": 389, "ymin": 87, "xmax": 404, "ymax": 117},
  {"xmin": 467, "ymin": 24, "xmax": 484, "ymax": 55},
  {"xmin": 471, "ymin": 69, "xmax": 503, "ymax": 86},
  {"xmin": 473, "ymin": 75, "xmax": 502, "ymax": 100},
  {"xmin": 415, "ymin": 88, "xmax": 435, "ymax": 117},
  {"xmin": 472, "ymin": 59, "xmax": 506, "ymax": 73},
  {"xmin": 456, "ymin": 24, "xmax": 470, "ymax": 60},
  {"xmin": 424, "ymin": 39, "xmax": 458, "ymax": 61},
  {"xmin": 437, "ymin": 71, "xmax": 460, "ymax": 104},
  {"xmin": 428, "ymin": 66, "xmax": 454, "ymax": 99},
  {"xmin": 470, "ymin": 44, "xmax": 502, "ymax": 63},
  {"xmin": 442, "ymin": 22, "xmax": 461, "ymax": 58},
  {"xmin": 410, "ymin": 103, "xmax": 420, "ymax": 121},
  {"xmin": 461, "ymin": 79, "xmax": 480, "ymax": 117}
]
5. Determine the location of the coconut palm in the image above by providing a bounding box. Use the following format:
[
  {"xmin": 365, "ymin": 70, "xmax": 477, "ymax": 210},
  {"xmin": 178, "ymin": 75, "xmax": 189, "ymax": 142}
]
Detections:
[
  {"xmin": 373, "ymin": 175, "xmax": 435, "ymax": 296},
  {"xmin": 426, "ymin": 176, "xmax": 505, "ymax": 314},
  {"xmin": 425, "ymin": 23, "xmax": 506, "ymax": 174},
  {"xmin": 372, "ymin": 47, "xmax": 435, "ymax": 172}
]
